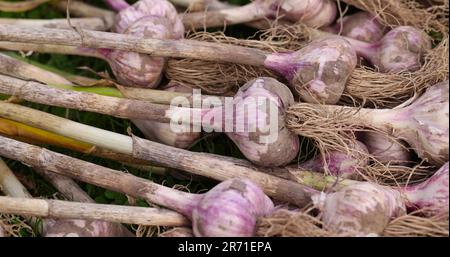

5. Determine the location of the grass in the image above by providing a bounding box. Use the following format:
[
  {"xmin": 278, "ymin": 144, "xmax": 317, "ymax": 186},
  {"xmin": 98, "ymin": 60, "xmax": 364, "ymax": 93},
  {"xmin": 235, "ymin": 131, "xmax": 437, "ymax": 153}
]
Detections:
[{"xmin": 0, "ymin": 0, "xmax": 256, "ymax": 236}]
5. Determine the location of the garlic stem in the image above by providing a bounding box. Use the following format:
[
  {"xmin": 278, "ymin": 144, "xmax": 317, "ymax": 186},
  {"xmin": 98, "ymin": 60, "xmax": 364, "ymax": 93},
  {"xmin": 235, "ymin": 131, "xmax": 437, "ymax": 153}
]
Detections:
[
  {"xmin": 0, "ymin": 196, "xmax": 189, "ymax": 226},
  {"xmin": 0, "ymin": 103, "xmax": 313, "ymax": 206}
]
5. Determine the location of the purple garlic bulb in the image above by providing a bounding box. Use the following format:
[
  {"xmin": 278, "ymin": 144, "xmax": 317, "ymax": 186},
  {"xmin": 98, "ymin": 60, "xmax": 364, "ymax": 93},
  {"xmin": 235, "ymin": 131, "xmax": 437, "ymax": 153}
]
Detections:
[
  {"xmin": 113, "ymin": 0, "xmax": 184, "ymax": 39},
  {"xmin": 312, "ymin": 182, "xmax": 406, "ymax": 236},
  {"xmin": 133, "ymin": 83, "xmax": 202, "ymax": 148},
  {"xmin": 358, "ymin": 132, "xmax": 412, "ymax": 166},
  {"xmin": 297, "ymin": 141, "xmax": 369, "ymax": 178},
  {"xmin": 43, "ymin": 219, "xmax": 132, "ymax": 237},
  {"xmin": 264, "ymin": 37, "xmax": 357, "ymax": 104},
  {"xmin": 206, "ymin": 77, "xmax": 300, "ymax": 167},
  {"xmin": 389, "ymin": 80, "xmax": 449, "ymax": 165},
  {"xmin": 402, "ymin": 162, "xmax": 449, "ymax": 216},
  {"xmin": 325, "ymin": 12, "xmax": 386, "ymax": 43},
  {"xmin": 191, "ymin": 178, "xmax": 274, "ymax": 237},
  {"xmin": 277, "ymin": 0, "xmax": 337, "ymax": 28},
  {"xmin": 348, "ymin": 26, "xmax": 431, "ymax": 72},
  {"xmin": 104, "ymin": 16, "xmax": 174, "ymax": 87}
]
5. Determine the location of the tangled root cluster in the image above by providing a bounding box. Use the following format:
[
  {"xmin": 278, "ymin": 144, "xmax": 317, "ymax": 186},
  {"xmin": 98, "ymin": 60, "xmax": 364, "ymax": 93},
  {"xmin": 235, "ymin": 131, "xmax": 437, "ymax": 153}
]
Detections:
[
  {"xmin": 256, "ymin": 207, "xmax": 449, "ymax": 237},
  {"xmin": 342, "ymin": 36, "xmax": 449, "ymax": 107},
  {"xmin": 165, "ymin": 31, "xmax": 285, "ymax": 95},
  {"xmin": 340, "ymin": 0, "xmax": 448, "ymax": 37}
]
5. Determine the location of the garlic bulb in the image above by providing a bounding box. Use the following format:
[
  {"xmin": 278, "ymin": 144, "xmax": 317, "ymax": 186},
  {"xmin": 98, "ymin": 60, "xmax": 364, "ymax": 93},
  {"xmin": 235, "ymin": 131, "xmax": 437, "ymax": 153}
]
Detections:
[
  {"xmin": 403, "ymin": 162, "xmax": 449, "ymax": 215},
  {"xmin": 278, "ymin": 0, "xmax": 337, "ymax": 28},
  {"xmin": 391, "ymin": 80, "xmax": 449, "ymax": 165},
  {"xmin": 312, "ymin": 182, "xmax": 406, "ymax": 236},
  {"xmin": 192, "ymin": 178, "xmax": 274, "ymax": 237},
  {"xmin": 326, "ymin": 12, "xmax": 386, "ymax": 43},
  {"xmin": 114, "ymin": 0, "xmax": 184, "ymax": 38},
  {"xmin": 107, "ymin": 16, "xmax": 173, "ymax": 88},
  {"xmin": 265, "ymin": 37, "xmax": 357, "ymax": 104},
  {"xmin": 219, "ymin": 77, "xmax": 300, "ymax": 167},
  {"xmin": 298, "ymin": 141, "xmax": 369, "ymax": 178},
  {"xmin": 358, "ymin": 132, "xmax": 412, "ymax": 166},
  {"xmin": 347, "ymin": 26, "xmax": 431, "ymax": 72}
]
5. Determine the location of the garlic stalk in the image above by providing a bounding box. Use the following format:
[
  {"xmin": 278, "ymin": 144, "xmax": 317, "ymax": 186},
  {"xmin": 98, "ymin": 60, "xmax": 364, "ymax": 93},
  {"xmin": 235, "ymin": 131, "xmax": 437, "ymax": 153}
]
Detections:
[
  {"xmin": 0, "ymin": 137, "xmax": 275, "ymax": 237},
  {"xmin": 0, "ymin": 74, "xmax": 299, "ymax": 167},
  {"xmin": 0, "ymin": 104, "xmax": 312, "ymax": 206},
  {"xmin": 0, "ymin": 24, "xmax": 357, "ymax": 104}
]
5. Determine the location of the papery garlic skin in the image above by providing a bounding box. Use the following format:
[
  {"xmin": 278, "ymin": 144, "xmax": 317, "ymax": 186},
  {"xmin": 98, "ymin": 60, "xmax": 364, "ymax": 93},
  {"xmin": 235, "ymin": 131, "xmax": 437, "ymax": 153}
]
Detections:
[
  {"xmin": 221, "ymin": 77, "xmax": 300, "ymax": 167},
  {"xmin": 165, "ymin": 77, "xmax": 300, "ymax": 166},
  {"xmin": 326, "ymin": 12, "xmax": 386, "ymax": 43},
  {"xmin": 358, "ymin": 132, "xmax": 412, "ymax": 166},
  {"xmin": 114, "ymin": 0, "xmax": 185, "ymax": 38},
  {"xmin": 192, "ymin": 179, "xmax": 274, "ymax": 237},
  {"xmin": 352, "ymin": 26, "xmax": 431, "ymax": 73},
  {"xmin": 264, "ymin": 37, "xmax": 357, "ymax": 104},
  {"xmin": 403, "ymin": 162, "xmax": 449, "ymax": 216},
  {"xmin": 278, "ymin": 0, "xmax": 337, "ymax": 28},
  {"xmin": 377, "ymin": 26, "xmax": 431, "ymax": 72},
  {"xmin": 298, "ymin": 141, "xmax": 369, "ymax": 178},
  {"xmin": 107, "ymin": 16, "xmax": 173, "ymax": 88},
  {"xmin": 393, "ymin": 81, "xmax": 449, "ymax": 165},
  {"xmin": 312, "ymin": 182, "xmax": 406, "ymax": 236}
]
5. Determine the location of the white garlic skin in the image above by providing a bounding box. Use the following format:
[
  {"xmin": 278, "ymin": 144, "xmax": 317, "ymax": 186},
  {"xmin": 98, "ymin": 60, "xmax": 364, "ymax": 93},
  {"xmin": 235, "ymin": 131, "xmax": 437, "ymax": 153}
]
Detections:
[
  {"xmin": 327, "ymin": 12, "xmax": 386, "ymax": 43},
  {"xmin": 403, "ymin": 162, "xmax": 449, "ymax": 216},
  {"xmin": 223, "ymin": 77, "xmax": 300, "ymax": 167},
  {"xmin": 376, "ymin": 26, "xmax": 431, "ymax": 72},
  {"xmin": 277, "ymin": 0, "xmax": 337, "ymax": 28},
  {"xmin": 114, "ymin": 0, "xmax": 184, "ymax": 38},
  {"xmin": 312, "ymin": 182, "xmax": 406, "ymax": 236},
  {"xmin": 395, "ymin": 80, "xmax": 449, "ymax": 165},
  {"xmin": 107, "ymin": 16, "xmax": 173, "ymax": 88},
  {"xmin": 298, "ymin": 141, "xmax": 369, "ymax": 178},
  {"xmin": 359, "ymin": 132, "xmax": 412, "ymax": 166},
  {"xmin": 191, "ymin": 179, "xmax": 274, "ymax": 237},
  {"xmin": 264, "ymin": 37, "xmax": 357, "ymax": 104}
]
